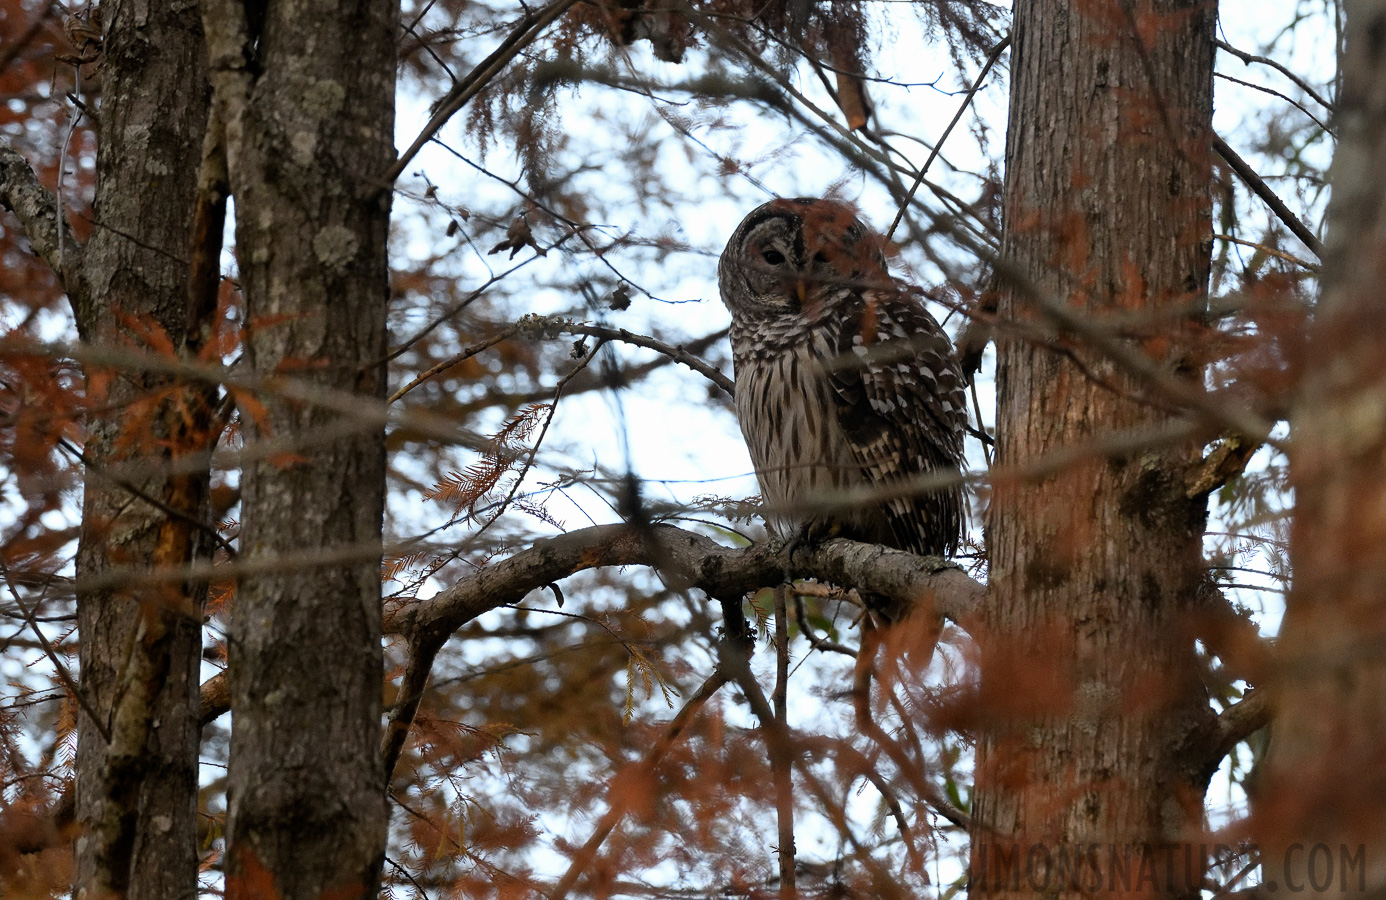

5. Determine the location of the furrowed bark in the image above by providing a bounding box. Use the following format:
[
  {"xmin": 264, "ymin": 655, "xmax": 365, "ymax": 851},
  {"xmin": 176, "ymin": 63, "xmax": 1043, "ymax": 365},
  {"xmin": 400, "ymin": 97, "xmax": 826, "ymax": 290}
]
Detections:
[
  {"xmin": 71, "ymin": 0, "xmax": 214, "ymax": 896},
  {"xmin": 971, "ymin": 2, "xmax": 1218, "ymax": 898},
  {"xmin": 202, "ymin": 0, "xmax": 398, "ymax": 892},
  {"xmin": 1257, "ymin": 1, "xmax": 1386, "ymax": 892}
]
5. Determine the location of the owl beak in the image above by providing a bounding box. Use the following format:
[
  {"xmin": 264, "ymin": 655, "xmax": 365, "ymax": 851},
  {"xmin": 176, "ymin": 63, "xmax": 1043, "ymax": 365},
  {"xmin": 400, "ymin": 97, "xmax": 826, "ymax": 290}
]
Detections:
[{"xmin": 794, "ymin": 279, "xmax": 808, "ymax": 307}]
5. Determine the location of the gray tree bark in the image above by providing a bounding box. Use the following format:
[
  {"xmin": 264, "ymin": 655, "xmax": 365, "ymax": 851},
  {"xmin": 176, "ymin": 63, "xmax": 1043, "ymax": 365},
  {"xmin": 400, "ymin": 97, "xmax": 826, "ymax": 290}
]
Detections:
[
  {"xmin": 198, "ymin": 0, "xmax": 398, "ymax": 893},
  {"xmin": 70, "ymin": 0, "xmax": 214, "ymax": 896},
  {"xmin": 1258, "ymin": 0, "xmax": 1386, "ymax": 893},
  {"xmin": 970, "ymin": 1, "xmax": 1218, "ymax": 897}
]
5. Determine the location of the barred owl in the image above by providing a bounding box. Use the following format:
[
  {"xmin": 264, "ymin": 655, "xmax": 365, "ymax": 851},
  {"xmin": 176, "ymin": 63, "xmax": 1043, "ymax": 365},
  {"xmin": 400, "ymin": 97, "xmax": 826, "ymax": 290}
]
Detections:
[{"xmin": 718, "ymin": 198, "xmax": 967, "ymax": 557}]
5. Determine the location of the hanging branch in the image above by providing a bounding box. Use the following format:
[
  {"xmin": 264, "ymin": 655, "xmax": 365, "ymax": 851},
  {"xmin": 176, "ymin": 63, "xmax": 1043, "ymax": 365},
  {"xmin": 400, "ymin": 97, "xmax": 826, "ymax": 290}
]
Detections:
[{"xmin": 772, "ymin": 584, "xmax": 799, "ymax": 900}]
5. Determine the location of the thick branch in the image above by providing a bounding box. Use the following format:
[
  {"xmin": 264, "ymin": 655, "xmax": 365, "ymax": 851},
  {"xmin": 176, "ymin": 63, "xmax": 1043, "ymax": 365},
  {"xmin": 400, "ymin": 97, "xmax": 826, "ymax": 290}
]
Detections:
[
  {"xmin": 1210, "ymin": 687, "xmax": 1271, "ymax": 761},
  {"xmin": 1183, "ymin": 687, "xmax": 1271, "ymax": 781},
  {"xmin": 393, "ymin": 525, "xmax": 984, "ymax": 652}
]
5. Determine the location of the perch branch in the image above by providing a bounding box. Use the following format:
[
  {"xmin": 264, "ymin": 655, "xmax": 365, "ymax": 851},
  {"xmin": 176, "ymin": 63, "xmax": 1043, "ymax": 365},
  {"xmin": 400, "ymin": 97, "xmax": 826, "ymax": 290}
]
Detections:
[
  {"xmin": 189, "ymin": 526, "xmax": 989, "ymax": 768},
  {"xmin": 186, "ymin": 523, "xmax": 985, "ymax": 768}
]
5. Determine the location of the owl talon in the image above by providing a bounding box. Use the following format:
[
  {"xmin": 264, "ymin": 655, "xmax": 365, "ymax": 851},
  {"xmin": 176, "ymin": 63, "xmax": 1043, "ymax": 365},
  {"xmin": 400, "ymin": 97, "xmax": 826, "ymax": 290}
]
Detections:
[{"xmin": 783, "ymin": 520, "xmax": 841, "ymax": 568}]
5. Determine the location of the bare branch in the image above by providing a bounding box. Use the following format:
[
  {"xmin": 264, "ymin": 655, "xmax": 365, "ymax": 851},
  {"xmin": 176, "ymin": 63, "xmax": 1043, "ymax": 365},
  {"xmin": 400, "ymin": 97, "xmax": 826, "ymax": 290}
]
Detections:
[
  {"xmin": 1211, "ymin": 688, "xmax": 1271, "ymax": 762},
  {"xmin": 1216, "ymin": 39, "xmax": 1336, "ymax": 113},
  {"xmin": 1213, "ymin": 232, "xmax": 1319, "ymax": 271},
  {"xmin": 388, "ymin": 0, "xmax": 581, "ymax": 182},
  {"xmin": 547, "ymin": 320, "xmax": 734, "ymax": 397},
  {"xmin": 772, "ymin": 584, "xmax": 798, "ymax": 900},
  {"xmin": 389, "ymin": 315, "xmax": 734, "ymax": 405},
  {"xmin": 1215, "ymin": 71, "xmax": 1331, "ymax": 134},
  {"xmin": 1214, "ymin": 135, "xmax": 1325, "ymax": 259},
  {"xmin": 1184, "ymin": 687, "xmax": 1271, "ymax": 778},
  {"xmin": 396, "ymin": 526, "xmax": 984, "ymax": 653}
]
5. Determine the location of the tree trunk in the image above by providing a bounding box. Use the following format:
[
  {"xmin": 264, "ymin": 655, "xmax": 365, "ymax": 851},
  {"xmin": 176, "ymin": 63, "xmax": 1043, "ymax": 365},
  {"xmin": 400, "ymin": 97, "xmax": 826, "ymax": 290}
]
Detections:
[
  {"xmin": 1257, "ymin": 0, "xmax": 1386, "ymax": 893},
  {"xmin": 202, "ymin": 0, "xmax": 397, "ymax": 893},
  {"xmin": 970, "ymin": 1, "xmax": 1217, "ymax": 897},
  {"xmin": 73, "ymin": 0, "xmax": 213, "ymax": 896}
]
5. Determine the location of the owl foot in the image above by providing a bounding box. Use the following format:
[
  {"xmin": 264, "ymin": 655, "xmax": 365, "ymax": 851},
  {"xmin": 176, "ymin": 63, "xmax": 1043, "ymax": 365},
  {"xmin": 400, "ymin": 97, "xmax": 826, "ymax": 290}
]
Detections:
[{"xmin": 782, "ymin": 519, "xmax": 844, "ymax": 569}]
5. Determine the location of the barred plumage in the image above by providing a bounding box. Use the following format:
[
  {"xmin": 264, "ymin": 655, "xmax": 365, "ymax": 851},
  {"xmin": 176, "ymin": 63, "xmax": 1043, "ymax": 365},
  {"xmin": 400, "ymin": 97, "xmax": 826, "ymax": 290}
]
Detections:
[{"xmin": 718, "ymin": 198, "xmax": 967, "ymax": 557}]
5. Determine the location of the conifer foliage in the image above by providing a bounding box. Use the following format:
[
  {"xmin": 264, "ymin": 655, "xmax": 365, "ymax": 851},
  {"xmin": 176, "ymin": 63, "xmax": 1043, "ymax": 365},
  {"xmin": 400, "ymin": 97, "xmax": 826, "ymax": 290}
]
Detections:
[{"xmin": 0, "ymin": 0, "xmax": 1372, "ymax": 898}]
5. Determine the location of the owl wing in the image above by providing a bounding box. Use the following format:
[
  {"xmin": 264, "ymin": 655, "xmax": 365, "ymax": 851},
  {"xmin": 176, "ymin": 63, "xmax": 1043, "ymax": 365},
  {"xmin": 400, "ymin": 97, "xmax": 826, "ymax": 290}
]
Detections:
[{"xmin": 820, "ymin": 286, "xmax": 968, "ymax": 556}]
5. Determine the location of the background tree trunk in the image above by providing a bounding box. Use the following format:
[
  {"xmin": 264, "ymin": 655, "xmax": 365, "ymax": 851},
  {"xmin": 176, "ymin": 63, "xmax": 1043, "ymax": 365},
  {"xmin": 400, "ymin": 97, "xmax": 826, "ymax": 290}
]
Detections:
[
  {"xmin": 970, "ymin": 1, "xmax": 1218, "ymax": 896},
  {"xmin": 204, "ymin": 0, "xmax": 398, "ymax": 893},
  {"xmin": 1258, "ymin": 0, "xmax": 1386, "ymax": 892},
  {"xmin": 72, "ymin": 0, "xmax": 212, "ymax": 896}
]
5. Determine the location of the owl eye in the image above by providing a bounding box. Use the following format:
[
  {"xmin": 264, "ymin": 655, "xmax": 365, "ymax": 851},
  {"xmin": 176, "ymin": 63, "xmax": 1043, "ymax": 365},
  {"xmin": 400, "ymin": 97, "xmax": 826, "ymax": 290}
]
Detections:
[
  {"xmin": 812, "ymin": 251, "xmax": 829, "ymax": 264},
  {"xmin": 760, "ymin": 249, "xmax": 786, "ymax": 266}
]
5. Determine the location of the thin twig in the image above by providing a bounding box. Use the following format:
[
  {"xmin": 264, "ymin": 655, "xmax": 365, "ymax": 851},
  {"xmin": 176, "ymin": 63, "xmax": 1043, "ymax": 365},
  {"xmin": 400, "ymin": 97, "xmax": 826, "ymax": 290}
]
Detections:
[
  {"xmin": 793, "ymin": 593, "xmax": 856, "ymax": 657},
  {"xmin": 851, "ymin": 628, "xmax": 971, "ymax": 830},
  {"xmin": 1215, "ymin": 38, "xmax": 1335, "ymax": 113},
  {"xmin": 723, "ymin": 639, "xmax": 937, "ymax": 884},
  {"xmin": 970, "ymin": 378, "xmax": 993, "ymax": 467},
  {"xmin": 57, "ymin": 439, "xmax": 238, "ymax": 558},
  {"xmin": 886, "ymin": 34, "xmax": 1010, "ymax": 242},
  {"xmin": 388, "ymin": 327, "xmax": 519, "ymax": 404},
  {"xmin": 1214, "ymin": 71, "xmax": 1331, "ymax": 134},
  {"xmin": 389, "ymin": 317, "xmax": 733, "ymax": 405},
  {"xmin": 383, "ymin": 251, "xmax": 557, "ymax": 364},
  {"xmin": 560, "ymin": 322, "xmax": 734, "ymax": 396},
  {"xmin": 1213, "ymin": 232, "xmax": 1319, "ymax": 271},
  {"xmin": 55, "ymin": 56, "xmax": 88, "ymax": 276}
]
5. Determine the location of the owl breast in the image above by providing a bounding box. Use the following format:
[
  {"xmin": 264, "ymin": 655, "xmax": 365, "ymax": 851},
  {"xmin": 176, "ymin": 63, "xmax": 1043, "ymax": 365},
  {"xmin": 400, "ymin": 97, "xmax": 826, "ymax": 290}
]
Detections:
[{"xmin": 731, "ymin": 315, "xmax": 895, "ymax": 546}]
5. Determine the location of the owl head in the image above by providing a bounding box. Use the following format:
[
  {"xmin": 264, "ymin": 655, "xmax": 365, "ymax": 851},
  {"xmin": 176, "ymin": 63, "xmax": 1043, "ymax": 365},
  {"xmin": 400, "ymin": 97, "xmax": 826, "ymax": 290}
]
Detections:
[{"xmin": 718, "ymin": 198, "xmax": 890, "ymax": 321}]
